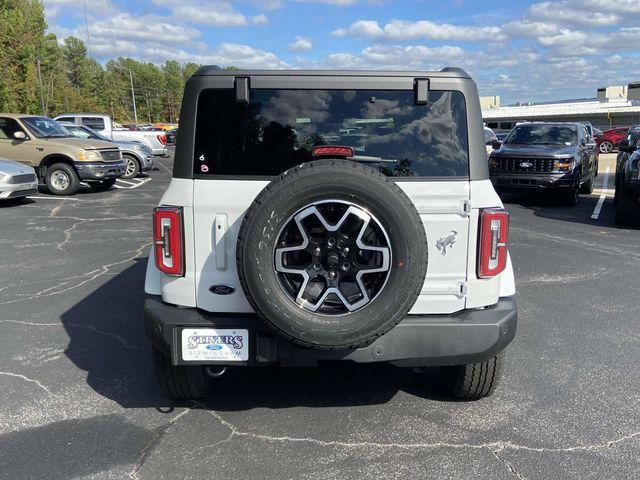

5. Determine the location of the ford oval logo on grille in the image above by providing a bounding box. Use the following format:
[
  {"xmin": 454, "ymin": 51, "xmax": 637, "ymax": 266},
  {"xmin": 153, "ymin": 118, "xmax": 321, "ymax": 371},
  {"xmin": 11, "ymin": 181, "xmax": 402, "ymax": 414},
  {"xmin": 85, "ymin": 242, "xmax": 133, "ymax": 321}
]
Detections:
[
  {"xmin": 519, "ymin": 161, "xmax": 533, "ymax": 168},
  {"xmin": 209, "ymin": 285, "xmax": 235, "ymax": 295}
]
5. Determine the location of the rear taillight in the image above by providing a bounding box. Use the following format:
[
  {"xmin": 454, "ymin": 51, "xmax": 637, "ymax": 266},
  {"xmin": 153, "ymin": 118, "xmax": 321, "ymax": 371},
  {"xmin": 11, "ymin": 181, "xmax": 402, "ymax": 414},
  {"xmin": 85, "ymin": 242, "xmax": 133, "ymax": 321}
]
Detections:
[
  {"xmin": 157, "ymin": 134, "xmax": 167, "ymax": 145},
  {"xmin": 153, "ymin": 206, "xmax": 184, "ymax": 276},
  {"xmin": 478, "ymin": 208, "xmax": 509, "ymax": 279}
]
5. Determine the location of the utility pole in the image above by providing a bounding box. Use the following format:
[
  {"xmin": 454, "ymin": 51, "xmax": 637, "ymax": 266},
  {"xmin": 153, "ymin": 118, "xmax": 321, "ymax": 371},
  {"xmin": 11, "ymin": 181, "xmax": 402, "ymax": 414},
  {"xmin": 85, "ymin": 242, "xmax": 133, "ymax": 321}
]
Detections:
[
  {"xmin": 145, "ymin": 94, "xmax": 151, "ymax": 123},
  {"xmin": 129, "ymin": 69, "xmax": 138, "ymax": 125},
  {"xmin": 36, "ymin": 58, "xmax": 46, "ymax": 115}
]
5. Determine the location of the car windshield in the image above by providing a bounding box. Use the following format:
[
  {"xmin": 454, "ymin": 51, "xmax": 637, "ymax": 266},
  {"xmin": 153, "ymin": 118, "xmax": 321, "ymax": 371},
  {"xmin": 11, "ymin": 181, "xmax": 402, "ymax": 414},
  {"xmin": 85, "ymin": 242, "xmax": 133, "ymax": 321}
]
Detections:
[
  {"xmin": 67, "ymin": 125, "xmax": 110, "ymax": 141},
  {"xmin": 505, "ymin": 125, "xmax": 578, "ymax": 146},
  {"xmin": 21, "ymin": 117, "xmax": 70, "ymax": 138}
]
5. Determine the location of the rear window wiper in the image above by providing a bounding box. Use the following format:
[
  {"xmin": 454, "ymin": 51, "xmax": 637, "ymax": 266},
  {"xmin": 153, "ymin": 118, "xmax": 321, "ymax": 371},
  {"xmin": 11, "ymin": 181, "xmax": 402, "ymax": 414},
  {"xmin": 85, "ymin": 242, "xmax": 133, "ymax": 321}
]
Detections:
[{"xmin": 348, "ymin": 155, "xmax": 398, "ymax": 164}]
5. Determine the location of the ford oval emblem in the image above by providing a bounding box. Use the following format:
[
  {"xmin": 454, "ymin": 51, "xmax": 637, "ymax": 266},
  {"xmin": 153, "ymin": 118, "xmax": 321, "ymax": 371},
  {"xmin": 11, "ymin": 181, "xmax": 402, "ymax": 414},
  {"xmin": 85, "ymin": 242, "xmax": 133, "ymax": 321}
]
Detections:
[
  {"xmin": 519, "ymin": 161, "xmax": 533, "ymax": 168},
  {"xmin": 209, "ymin": 284, "xmax": 235, "ymax": 295}
]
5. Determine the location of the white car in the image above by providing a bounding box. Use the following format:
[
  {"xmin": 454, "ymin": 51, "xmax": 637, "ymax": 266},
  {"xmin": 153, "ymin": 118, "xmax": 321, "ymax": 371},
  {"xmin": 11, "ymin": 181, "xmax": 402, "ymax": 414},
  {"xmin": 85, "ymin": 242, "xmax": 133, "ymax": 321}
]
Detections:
[
  {"xmin": 145, "ymin": 68, "xmax": 517, "ymax": 401},
  {"xmin": 0, "ymin": 158, "xmax": 38, "ymax": 200},
  {"xmin": 53, "ymin": 114, "xmax": 169, "ymax": 157},
  {"xmin": 484, "ymin": 126, "xmax": 498, "ymax": 155}
]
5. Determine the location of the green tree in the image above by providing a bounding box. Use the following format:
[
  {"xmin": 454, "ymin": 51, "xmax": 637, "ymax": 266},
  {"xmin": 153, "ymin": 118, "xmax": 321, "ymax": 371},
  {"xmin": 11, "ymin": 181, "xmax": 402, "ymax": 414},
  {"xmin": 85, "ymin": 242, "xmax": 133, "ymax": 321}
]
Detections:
[{"xmin": 0, "ymin": 0, "xmax": 47, "ymax": 113}]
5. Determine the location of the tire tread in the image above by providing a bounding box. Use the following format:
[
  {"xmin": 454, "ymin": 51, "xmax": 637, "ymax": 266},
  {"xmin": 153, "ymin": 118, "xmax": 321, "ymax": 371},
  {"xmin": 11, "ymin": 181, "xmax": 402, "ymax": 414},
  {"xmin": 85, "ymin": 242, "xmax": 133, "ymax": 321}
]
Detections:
[{"xmin": 236, "ymin": 160, "xmax": 428, "ymax": 350}]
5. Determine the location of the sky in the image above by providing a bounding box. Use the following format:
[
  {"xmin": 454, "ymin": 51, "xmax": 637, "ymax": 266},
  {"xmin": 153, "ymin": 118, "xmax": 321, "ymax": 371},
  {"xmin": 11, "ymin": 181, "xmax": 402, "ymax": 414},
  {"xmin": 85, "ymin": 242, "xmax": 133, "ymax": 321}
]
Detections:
[{"xmin": 43, "ymin": 0, "xmax": 640, "ymax": 104}]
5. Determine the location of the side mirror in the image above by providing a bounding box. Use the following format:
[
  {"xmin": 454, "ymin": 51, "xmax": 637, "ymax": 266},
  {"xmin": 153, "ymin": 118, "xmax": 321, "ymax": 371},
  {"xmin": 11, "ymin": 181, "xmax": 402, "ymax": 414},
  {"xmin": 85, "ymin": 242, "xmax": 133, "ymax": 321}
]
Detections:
[
  {"xmin": 13, "ymin": 131, "xmax": 26, "ymax": 140},
  {"xmin": 618, "ymin": 139, "xmax": 631, "ymax": 152},
  {"xmin": 491, "ymin": 139, "xmax": 502, "ymax": 150}
]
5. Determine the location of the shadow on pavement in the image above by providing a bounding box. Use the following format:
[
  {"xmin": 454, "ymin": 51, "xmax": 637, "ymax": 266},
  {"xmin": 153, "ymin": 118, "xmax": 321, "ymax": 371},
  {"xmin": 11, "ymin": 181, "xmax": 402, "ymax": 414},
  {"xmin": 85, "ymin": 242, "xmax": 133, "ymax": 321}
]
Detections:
[
  {"xmin": 61, "ymin": 259, "xmax": 447, "ymax": 409},
  {"xmin": 0, "ymin": 414, "xmax": 147, "ymax": 480},
  {"xmin": 500, "ymin": 191, "xmax": 640, "ymax": 229}
]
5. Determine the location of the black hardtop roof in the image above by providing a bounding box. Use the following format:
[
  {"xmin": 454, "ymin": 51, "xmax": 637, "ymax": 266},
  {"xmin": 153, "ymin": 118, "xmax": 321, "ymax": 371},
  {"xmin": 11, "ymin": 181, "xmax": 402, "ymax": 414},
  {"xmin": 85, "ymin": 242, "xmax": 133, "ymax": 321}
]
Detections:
[{"xmin": 193, "ymin": 67, "xmax": 470, "ymax": 78}]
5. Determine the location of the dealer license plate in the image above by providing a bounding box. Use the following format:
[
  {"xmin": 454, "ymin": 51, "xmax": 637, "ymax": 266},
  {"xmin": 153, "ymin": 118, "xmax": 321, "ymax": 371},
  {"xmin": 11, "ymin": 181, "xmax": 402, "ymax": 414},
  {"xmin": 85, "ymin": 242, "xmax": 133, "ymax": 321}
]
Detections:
[{"xmin": 181, "ymin": 328, "xmax": 249, "ymax": 361}]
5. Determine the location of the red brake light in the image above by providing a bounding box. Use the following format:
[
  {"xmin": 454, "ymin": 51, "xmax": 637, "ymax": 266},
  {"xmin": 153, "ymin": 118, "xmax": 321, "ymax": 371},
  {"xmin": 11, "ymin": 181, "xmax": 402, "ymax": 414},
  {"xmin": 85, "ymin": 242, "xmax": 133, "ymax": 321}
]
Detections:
[
  {"xmin": 153, "ymin": 206, "xmax": 184, "ymax": 276},
  {"xmin": 478, "ymin": 208, "xmax": 509, "ymax": 279},
  {"xmin": 157, "ymin": 133, "xmax": 167, "ymax": 145},
  {"xmin": 312, "ymin": 146, "xmax": 354, "ymax": 157}
]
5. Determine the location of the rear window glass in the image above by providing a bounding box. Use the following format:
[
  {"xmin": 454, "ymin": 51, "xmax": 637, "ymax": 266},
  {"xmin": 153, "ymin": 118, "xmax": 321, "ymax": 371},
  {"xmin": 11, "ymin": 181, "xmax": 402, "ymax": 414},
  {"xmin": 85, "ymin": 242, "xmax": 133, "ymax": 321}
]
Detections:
[
  {"xmin": 81, "ymin": 117, "xmax": 105, "ymax": 131},
  {"xmin": 194, "ymin": 89, "xmax": 469, "ymax": 177}
]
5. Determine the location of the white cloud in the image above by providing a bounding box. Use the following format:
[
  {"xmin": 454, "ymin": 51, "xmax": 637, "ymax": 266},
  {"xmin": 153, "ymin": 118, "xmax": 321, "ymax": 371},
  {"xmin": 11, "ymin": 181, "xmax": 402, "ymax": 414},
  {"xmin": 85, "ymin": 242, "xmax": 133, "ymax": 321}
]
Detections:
[
  {"xmin": 141, "ymin": 43, "xmax": 287, "ymax": 69},
  {"xmin": 332, "ymin": 19, "xmax": 503, "ymax": 42},
  {"xmin": 288, "ymin": 36, "xmax": 313, "ymax": 51},
  {"xmin": 156, "ymin": 1, "xmax": 269, "ymax": 27},
  {"xmin": 527, "ymin": 1, "xmax": 621, "ymax": 27},
  {"xmin": 296, "ymin": 0, "xmax": 358, "ymax": 5}
]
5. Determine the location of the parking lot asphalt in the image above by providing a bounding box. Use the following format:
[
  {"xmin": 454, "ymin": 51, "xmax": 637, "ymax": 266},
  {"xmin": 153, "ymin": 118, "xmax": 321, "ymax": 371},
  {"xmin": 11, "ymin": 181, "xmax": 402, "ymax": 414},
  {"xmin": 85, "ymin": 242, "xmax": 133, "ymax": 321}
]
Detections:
[{"xmin": 0, "ymin": 152, "xmax": 638, "ymax": 480}]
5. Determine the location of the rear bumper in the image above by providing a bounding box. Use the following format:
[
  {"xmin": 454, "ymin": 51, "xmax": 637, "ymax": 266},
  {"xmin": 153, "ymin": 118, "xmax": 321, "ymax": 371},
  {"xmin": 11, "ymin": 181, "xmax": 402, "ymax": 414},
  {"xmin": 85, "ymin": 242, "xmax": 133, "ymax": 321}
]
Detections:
[
  {"xmin": 74, "ymin": 161, "xmax": 125, "ymax": 180},
  {"xmin": 152, "ymin": 147, "xmax": 169, "ymax": 157},
  {"xmin": 141, "ymin": 154, "xmax": 155, "ymax": 171},
  {"xmin": 491, "ymin": 172, "xmax": 576, "ymax": 190},
  {"xmin": 145, "ymin": 295, "xmax": 517, "ymax": 367}
]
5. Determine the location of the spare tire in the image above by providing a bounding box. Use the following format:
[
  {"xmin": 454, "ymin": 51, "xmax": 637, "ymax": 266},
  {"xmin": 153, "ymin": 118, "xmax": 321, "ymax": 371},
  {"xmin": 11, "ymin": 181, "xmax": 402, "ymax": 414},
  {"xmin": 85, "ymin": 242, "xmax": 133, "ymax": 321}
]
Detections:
[{"xmin": 236, "ymin": 160, "xmax": 428, "ymax": 350}]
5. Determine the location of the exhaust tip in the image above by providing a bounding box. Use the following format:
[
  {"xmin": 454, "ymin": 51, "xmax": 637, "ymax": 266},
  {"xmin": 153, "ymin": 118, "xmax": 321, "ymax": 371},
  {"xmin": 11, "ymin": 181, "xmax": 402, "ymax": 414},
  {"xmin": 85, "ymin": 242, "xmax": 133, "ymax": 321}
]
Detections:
[{"xmin": 205, "ymin": 366, "xmax": 227, "ymax": 378}]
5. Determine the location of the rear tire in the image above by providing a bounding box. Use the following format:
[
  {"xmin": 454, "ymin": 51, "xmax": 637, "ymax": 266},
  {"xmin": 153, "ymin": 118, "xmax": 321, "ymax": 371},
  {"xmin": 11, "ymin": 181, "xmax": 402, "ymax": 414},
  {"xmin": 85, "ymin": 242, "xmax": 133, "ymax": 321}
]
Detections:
[
  {"xmin": 153, "ymin": 347, "xmax": 211, "ymax": 400},
  {"xmin": 236, "ymin": 160, "xmax": 428, "ymax": 350},
  {"xmin": 45, "ymin": 163, "xmax": 80, "ymax": 196},
  {"xmin": 440, "ymin": 353, "xmax": 504, "ymax": 400}
]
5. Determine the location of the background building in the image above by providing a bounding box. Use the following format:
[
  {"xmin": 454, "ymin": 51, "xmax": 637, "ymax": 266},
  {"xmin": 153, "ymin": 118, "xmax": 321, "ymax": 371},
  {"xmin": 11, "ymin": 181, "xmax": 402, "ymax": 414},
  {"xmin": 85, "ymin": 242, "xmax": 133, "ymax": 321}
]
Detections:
[{"xmin": 482, "ymin": 82, "xmax": 640, "ymax": 132}]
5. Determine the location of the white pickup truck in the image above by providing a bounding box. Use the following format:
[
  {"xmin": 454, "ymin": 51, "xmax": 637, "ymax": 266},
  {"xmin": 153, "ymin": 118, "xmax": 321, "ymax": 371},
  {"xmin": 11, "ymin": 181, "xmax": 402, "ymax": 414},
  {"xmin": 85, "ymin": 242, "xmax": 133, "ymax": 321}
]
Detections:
[{"xmin": 53, "ymin": 114, "xmax": 169, "ymax": 157}]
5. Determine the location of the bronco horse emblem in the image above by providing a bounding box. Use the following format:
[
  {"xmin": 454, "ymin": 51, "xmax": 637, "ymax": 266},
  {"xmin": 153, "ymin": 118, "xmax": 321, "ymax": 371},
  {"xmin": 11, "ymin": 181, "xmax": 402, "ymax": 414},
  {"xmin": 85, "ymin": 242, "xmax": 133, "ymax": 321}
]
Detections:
[{"xmin": 436, "ymin": 230, "xmax": 458, "ymax": 256}]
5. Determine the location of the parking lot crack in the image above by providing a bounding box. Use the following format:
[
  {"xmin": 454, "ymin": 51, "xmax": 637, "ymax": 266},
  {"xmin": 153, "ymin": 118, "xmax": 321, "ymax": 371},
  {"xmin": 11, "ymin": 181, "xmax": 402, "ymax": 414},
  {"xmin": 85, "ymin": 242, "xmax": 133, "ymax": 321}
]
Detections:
[
  {"xmin": 129, "ymin": 408, "xmax": 192, "ymax": 480},
  {"xmin": 204, "ymin": 408, "xmax": 640, "ymax": 455},
  {"xmin": 0, "ymin": 371, "xmax": 54, "ymax": 396},
  {"xmin": 0, "ymin": 241, "xmax": 152, "ymax": 305},
  {"xmin": 491, "ymin": 446, "xmax": 529, "ymax": 480}
]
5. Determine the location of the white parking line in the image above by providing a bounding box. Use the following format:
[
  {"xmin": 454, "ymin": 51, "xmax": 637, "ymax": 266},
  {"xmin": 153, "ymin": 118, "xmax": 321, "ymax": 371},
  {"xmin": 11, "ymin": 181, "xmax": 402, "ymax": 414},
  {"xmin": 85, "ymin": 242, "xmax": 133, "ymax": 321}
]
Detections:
[
  {"xmin": 591, "ymin": 167, "xmax": 611, "ymax": 220},
  {"xmin": 113, "ymin": 177, "xmax": 152, "ymax": 190},
  {"xmin": 115, "ymin": 178, "xmax": 138, "ymax": 186},
  {"xmin": 26, "ymin": 195, "xmax": 83, "ymax": 201}
]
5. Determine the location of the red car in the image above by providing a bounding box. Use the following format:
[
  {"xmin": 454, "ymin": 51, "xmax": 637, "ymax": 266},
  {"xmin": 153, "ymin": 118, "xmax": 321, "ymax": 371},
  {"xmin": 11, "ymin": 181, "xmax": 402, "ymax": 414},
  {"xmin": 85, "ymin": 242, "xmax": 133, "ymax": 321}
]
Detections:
[{"xmin": 597, "ymin": 127, "xmax": 628, "ymax": 153}]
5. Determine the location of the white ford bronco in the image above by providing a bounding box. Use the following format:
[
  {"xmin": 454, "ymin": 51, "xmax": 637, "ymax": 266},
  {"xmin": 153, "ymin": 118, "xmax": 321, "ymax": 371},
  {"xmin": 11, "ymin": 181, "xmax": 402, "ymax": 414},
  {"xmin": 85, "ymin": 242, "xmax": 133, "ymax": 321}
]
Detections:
[{"xmin": 145, "ymin": 68, "xmax": 517, "ymax": 400}]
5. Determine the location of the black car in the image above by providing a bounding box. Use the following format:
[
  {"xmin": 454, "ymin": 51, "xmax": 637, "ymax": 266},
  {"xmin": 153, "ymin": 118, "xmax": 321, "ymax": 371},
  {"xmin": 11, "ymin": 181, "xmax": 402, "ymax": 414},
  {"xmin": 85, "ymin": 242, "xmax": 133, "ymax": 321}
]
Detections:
[
  {"xmin": 614, "ymin": 124, "xmax": 640, "ymax": 225},
  {"xmin": 489, "ymin": 122, "xmax": 598, "ymax": 205}
]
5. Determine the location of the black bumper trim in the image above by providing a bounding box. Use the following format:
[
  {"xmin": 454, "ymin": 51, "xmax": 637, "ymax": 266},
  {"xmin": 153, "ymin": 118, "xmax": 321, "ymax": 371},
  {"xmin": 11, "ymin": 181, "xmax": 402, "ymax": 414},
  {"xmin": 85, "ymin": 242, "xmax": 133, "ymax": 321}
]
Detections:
[
  {"xmin": 145, "ymin": 295, "xmax": 517, "ymax": 367},
  {"xmin": 491, "ymin": 172, "xmax": 576, "ymax": 190}
]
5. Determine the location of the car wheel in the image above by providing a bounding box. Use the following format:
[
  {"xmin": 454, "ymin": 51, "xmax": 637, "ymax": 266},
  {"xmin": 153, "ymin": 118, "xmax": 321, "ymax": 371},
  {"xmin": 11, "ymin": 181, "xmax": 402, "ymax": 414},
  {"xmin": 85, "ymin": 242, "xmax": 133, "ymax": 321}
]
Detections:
[
  {"xmin": 45, "ymin": 163, "xmax": 80, "ymax": 196},
  {"xmin": 236, "ymin": 159, "xmax": 428, "ymax": 350},
  {"xmin": 88, "ymin": 179, "xmax": 116, "ymax": 191},
  {"xmin": 440, "ymin": 352, "xmax": 504, "ymax": 400},
  {"xmin": 153, "ymin": 347, "xmax": 211, "ymax": 400},
  {"xmin": 599, "ymin": 141, "xmax": 614, "ymax": 153},
  {"xmin": 122, "ymin": 155, "xmax": 140, "ymax": 179},
  {"xmin": 561, "ymin": 181, "xmax": 579, "ymax": 206},
  {"xmin": 580, "ymin": 175, "xmax": 594, "ymax": 194}
]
